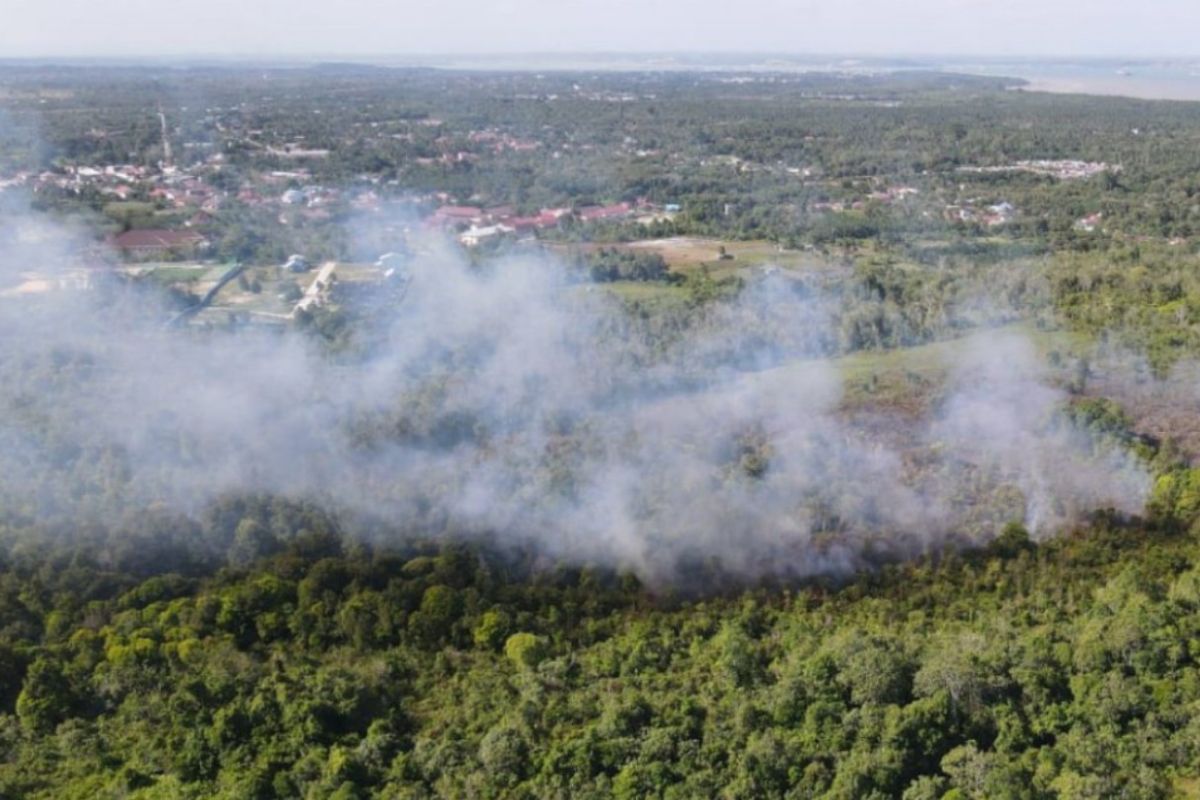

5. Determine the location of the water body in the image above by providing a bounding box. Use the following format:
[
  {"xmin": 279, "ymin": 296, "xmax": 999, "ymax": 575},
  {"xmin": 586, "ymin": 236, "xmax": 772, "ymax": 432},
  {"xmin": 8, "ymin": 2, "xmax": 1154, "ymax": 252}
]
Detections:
[
  {"xmin": 944, "ymin": 58, "xmax": 1200, "ymax": 102},
  {"xmin": 405, "ymin": 54, "xmax": 1200, "ymax": 102}
]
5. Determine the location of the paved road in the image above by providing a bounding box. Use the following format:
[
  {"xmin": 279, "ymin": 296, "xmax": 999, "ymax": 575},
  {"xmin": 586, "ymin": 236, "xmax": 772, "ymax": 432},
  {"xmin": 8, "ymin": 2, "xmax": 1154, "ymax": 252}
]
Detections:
[{"xmin": 293, "ymin": 262, "xmax": 337, "ymax": 316}]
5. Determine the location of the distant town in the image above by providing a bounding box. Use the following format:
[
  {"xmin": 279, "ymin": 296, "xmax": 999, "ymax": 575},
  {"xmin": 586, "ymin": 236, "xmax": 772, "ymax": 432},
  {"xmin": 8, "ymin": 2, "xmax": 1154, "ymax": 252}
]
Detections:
[{"xmin": 0, "ymin": 65, "xmax": 1172, "ymax": 331}]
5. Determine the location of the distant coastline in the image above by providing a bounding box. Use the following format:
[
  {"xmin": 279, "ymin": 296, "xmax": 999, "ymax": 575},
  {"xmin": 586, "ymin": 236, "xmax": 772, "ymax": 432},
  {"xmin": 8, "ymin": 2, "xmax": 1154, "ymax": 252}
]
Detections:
[
  {"xmin": 947, "ymin": 58, "xmax": 1200, "ymax": 102},
  {"xmin": 1014, "ymin": 75, "xmax": 1200, "ymax": 102},
  {"xmin": 3, "ymin": 51, "xmax": 1200, "ymax": 102}
]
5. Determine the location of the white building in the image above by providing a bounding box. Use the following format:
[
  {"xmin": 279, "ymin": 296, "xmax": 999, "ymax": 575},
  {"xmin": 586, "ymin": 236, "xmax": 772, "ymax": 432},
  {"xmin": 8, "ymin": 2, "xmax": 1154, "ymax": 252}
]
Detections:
[
  {"xmin": 458, "ymin": 224, "xmax": 513, "ymax": 247},
  {"xmin": 282, "ymin": 254, "xmax": 310, "ymax": 273}
]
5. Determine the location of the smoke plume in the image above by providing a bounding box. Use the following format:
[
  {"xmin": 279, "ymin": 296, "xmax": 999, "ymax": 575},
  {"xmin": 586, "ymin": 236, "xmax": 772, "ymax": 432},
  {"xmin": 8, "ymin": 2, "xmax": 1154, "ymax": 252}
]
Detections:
[{"xmin": 0, "ymin": 200, "xmax": 1152, "ymax": 581}]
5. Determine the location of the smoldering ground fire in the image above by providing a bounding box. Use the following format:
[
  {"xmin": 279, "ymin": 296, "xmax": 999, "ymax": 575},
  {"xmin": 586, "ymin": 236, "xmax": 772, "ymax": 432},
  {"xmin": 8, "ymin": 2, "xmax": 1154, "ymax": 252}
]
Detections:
[{"xmin": 0, "ymin": 202, "xmax": 1151, "ymax": 582}]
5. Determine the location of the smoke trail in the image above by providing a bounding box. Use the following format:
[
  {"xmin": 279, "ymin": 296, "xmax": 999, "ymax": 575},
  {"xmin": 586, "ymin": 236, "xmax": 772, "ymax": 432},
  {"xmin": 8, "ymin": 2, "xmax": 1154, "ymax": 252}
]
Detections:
[
  {"xmin": 931, "ymin": 333, "xmax": 1151, "ymax": 536},
  {"xmin": 0, "ymin": 200, "xmax": 1152, "ymax": 581}
]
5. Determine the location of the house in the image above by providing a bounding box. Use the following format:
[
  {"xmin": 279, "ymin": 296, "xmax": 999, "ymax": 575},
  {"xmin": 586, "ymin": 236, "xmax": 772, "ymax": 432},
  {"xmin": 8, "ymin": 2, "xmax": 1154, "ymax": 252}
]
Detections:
[
  {"xmin": 282, "ymin": 254, "xmax": 310, "ymax": 273},
  {"xmin": 507, "ymin": 216, "xmax": 541, "ymax": 231},
  {"xmin": 1074, "ymin": 212, "xmax": 1104, "ymax": 233},
  {"xmin": 507, "ymin": 211, "xmax": 561, "ymax": 231},
  {"xmin": 110, "ymin": 229, "xmax": 209, "ymax": 258},
  {"xmin": 484, "ymin": 205, "xmax": 515, "ymax": 221},
  {"xmin": 983, "ymin": 202, "xmax": 1017, "ymax": 227},
  {"xmin": 459, "ymin": 224, "xmax": 513, "ymax": 247},
  {"xmin": 432, "ymin": 206, "xmax": 484, "ymax": 227},
  {"xmin": 578, "ymin": 203, "xmax": 632, "ymax": 222}
]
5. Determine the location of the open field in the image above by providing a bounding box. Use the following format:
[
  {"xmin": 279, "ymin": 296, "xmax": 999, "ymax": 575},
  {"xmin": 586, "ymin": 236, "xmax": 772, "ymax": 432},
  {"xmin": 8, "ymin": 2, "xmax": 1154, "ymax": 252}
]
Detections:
[
  {"xmin": 136, "ymin": 264, "xmax": 211, "ymax": 285},
  {"xmin": 625, "ymin": 236, "xmax": 830, "ymax": 274},
  {"xmin": 548, "ymin": 236, "xmax": 838, "ymax": 282},
  {"xmin": 591, "ymin": 279, "xmax": 690, "ymax": 308},
  {"xmin": 833, "ymin": 324, "xmax": 1089, "ymax": 415}
]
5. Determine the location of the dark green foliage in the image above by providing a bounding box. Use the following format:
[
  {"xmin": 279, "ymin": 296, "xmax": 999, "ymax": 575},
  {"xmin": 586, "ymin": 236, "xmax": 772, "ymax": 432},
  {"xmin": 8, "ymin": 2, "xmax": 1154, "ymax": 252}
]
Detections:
[
  {"xmin": 0, "ymin": 504, "xmax": 1196, "ymax": 797},
  {"xmin": 579, "ymin": 248, "xmax": 678, "ymax": 283}
]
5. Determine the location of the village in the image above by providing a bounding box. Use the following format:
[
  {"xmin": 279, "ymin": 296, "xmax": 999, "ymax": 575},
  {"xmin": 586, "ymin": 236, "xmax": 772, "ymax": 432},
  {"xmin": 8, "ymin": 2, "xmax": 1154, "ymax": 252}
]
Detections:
[
  {"xmin": 0, "ymin": 158, "xmax": 680, "ymax": 258},
  {"xmin": 0, "ymin": 146, "xmax": 1075, "ymax": 265},
  {"xmin": 0, "ymin": 67, "xmax": 1138, "ymax": 327},
  {"xmin": 1, "ymin": 140, "xmax": 1127, "ymax": 327}
]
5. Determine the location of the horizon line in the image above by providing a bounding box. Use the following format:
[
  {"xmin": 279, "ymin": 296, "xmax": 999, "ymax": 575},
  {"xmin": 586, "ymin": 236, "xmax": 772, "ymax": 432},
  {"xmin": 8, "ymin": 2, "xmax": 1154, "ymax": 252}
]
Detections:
[{"xmin": 1, "ymin": 51, "xmax": 1199, "ymax": 65}]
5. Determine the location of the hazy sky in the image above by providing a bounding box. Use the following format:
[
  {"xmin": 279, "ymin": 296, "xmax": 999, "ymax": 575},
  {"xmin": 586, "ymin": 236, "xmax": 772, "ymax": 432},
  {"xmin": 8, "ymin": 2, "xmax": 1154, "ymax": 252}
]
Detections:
[{"xmin": 1, "ymin": 0, "xmax": 1197, "ymax": 59}]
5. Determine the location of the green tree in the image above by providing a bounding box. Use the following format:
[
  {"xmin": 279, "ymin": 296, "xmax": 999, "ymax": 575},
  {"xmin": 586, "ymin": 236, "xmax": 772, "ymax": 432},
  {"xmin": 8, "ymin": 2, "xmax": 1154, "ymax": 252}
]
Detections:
[
  {"xmin": 505, "ymin": 633, "xmax": 548, "ymax": 670},
  {"xmin": 16, "ymin": 658, "xmax": 74, "ymax": 734}
]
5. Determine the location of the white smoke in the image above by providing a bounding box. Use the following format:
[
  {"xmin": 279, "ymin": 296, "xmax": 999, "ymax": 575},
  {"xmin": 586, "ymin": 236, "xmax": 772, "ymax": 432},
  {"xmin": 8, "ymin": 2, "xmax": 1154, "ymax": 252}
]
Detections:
[
  {"xmin": 0, "ymin": 201, "xmax": 1153, "ymax": 581},
  {"xmin": 932, "ymin": 334, "xmax": 1151, "ymax": 536}
]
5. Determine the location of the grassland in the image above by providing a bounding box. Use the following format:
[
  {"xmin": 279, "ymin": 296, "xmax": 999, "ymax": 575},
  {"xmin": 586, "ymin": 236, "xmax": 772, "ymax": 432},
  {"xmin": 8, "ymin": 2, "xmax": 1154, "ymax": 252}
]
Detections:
[
  {"xmin": 625, "ymin": 236, "xmax": 831, "ymax": 277},
  {"xmin": 834, "ymin": 324, "xmax": 1090, "ymax": 415}
]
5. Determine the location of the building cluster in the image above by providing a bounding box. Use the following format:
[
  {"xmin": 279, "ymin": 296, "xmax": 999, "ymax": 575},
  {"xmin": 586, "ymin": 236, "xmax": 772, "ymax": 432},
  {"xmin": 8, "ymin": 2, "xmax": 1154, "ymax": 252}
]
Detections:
[
  {"xmin": 810, "ymin": 185, "xmax": 920, "ymax": 213},
  {"xmin": 958, "ymin": 160, "xmax": 1118, "ymax": 180},
  {"xmin": 400, "ymin": 124, "xmax": 554, "ymax": 168},
  {"xmin": 0, "ymin": 160, "xmax": 384, "ymax": 218},
  {"xmin": 466, "ymin": 129, "xmax": 541, "ymax": 153},
  {"xmin": 427, "ymin": 200, "xmax": 666, "ymax": 247},
  {"xmin": 945, "ymin": 200, "xmax": 1017, "ymax": 227},
  {"xmin": 0, "ymin": 150, "xmax": 675, "ymax": 259}
]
